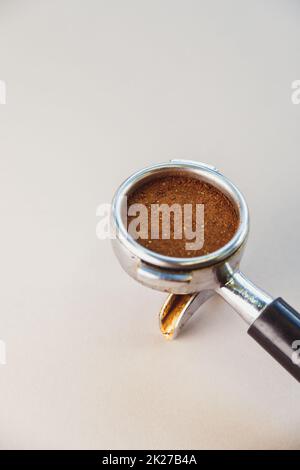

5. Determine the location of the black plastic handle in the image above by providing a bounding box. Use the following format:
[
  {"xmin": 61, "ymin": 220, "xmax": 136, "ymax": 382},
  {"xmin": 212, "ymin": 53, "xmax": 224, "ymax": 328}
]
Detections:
[{"xmin": 248, "ymin": 298, "xmax": 300, "ymax": 382}]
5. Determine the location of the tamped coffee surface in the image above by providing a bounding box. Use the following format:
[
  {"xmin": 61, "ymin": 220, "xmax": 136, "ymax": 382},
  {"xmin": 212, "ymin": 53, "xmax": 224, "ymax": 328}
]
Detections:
[{"xmin": 127, "ymin": 175, "xmax": 239, "ymax": 257}]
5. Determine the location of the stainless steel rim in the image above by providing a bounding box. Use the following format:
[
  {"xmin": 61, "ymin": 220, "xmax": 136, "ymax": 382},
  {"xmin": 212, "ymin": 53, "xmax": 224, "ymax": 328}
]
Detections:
[{"xmin": 112, "ymin": 160, "xmax": 249, "ymax": 269}]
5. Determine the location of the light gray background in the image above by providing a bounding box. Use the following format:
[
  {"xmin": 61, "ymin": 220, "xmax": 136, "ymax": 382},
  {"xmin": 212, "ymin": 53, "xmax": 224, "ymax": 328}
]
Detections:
[{"xmin": 0, "ymin": 0, "xmax": 300, "ymax": 450}]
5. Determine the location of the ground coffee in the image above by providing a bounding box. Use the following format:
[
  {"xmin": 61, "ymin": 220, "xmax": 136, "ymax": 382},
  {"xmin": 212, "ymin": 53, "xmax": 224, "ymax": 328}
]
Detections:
[{"xmin": 127, "ymin": 175, "xmax": 239, "ymax": 258}]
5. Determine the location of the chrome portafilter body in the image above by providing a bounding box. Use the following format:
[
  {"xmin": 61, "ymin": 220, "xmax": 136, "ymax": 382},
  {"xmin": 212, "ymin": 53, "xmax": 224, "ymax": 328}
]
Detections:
[{"xmin": 112, "ymin": 160, "xmax": 248, "ymax": 287}]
